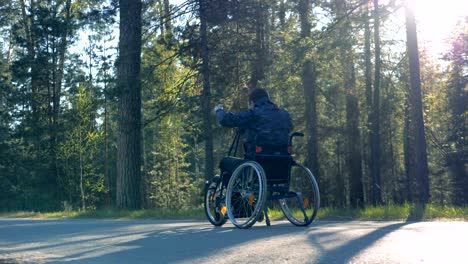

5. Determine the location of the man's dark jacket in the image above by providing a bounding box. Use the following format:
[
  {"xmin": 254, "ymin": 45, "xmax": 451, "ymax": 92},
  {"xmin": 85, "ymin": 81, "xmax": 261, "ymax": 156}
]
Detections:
[{"xmin": 215, "ymin": 97, "xmax": 293, "ymax": 157}]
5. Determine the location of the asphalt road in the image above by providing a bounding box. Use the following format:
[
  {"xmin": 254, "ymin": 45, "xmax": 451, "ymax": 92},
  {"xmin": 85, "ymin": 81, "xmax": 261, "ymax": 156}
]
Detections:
[{"xmin": 1, "ymin": 218, "xmax": 467, "ymax": 263}]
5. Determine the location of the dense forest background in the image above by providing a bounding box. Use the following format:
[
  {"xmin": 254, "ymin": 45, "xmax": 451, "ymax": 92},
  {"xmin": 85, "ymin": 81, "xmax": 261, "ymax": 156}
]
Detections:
[{"xmin": 0, "ymin": 0, "xmax": 466, "ymax": 211}]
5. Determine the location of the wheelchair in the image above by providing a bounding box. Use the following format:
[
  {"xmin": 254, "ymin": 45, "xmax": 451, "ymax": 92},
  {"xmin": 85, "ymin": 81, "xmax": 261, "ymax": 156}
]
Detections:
[{"xmin": 204, "ymin": 130, "xmax": 320, "ymax": 229}]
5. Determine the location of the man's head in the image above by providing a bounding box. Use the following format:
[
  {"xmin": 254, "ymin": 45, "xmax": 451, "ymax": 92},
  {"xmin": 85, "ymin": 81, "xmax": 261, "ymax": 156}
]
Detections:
[{"xmin": 249, "ymin": 88, "xmax": 269, "ymax": 104}]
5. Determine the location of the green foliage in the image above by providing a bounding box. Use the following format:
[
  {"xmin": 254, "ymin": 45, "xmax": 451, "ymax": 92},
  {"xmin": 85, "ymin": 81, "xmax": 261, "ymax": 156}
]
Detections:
[
  {"xmin": 1, "ymin": 0, "xmax": 466, "ymax": 212},
  {"xmin": 59, "ymin": 85, "xmax": 105, "ymax": 210},
  {"xmin": 146, "ymin": 115, "xmax": 203, "ymax": 209},
  {"xmin": 140, "ymin": 9, "xmax": 203, "ymax": 209}
]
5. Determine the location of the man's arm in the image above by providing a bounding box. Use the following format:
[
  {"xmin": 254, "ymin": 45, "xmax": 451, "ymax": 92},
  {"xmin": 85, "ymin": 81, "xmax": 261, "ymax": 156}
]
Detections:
[{"xmin": 215, "ymin": 108, "xmax": 254, "ymax": 128}]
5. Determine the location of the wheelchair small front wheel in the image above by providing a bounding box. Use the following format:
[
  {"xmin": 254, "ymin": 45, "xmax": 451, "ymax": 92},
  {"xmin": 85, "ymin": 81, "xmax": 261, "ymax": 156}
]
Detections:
[
  {"xmin": 204, "ymin": 176, "xmax": 227, "ymax": 226},
  {"xmin": 225, "ymin": 161, "xmax": 267, "ymax": 229},
  {"xmin": 280, "ymin": 163, "xmax": 320, "ymax": 226}
]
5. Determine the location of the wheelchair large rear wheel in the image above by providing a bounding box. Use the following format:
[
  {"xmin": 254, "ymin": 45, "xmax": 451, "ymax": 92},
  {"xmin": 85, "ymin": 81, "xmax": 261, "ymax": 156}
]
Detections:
[
  {"xmin": 280, "ymin": 163, "xmax": 320, "ymax": 226},
  {"xmin": 225, "ymin": 161, "xmax": 267, "ymax": 229},
  {"xmin": 204, "ymin": 176, "xmax": 227, "ymax": 226}
]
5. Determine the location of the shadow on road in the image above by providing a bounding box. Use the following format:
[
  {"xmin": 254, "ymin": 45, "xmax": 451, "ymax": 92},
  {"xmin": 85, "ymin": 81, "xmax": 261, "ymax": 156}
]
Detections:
[
  {"xmin": 308, "ymin": 221, "xmax": 408, "ymax": 263},
  {"xmin": 86, "ymin": 221, "xmax": 309, "ymax": 263},
  {"xmin": 1, "ymin": 218, "xmax": 417, "ymax": 263},
  {"xmin": 0, "ymin": 218, "xmax": 309, "ymax": 263}
]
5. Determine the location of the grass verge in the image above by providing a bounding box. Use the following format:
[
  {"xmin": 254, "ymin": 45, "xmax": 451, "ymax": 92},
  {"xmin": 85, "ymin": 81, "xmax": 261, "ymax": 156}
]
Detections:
[
  {"xmin": 1, "ymin": 204, "xmax": 467, "ymax": 221},
  {"xmin": 314, "ymin": 203, "xmax": 468, "ymax": 221},
  {"xmin": 0, "ymin": 208, "xmax": 205, "ymax": 220}
]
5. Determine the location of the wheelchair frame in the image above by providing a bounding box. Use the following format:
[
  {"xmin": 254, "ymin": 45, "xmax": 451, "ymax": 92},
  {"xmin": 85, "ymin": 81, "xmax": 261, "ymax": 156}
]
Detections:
[{"xmin": 204, "ymin": 129, "xmax": 320, "ymax": 229}]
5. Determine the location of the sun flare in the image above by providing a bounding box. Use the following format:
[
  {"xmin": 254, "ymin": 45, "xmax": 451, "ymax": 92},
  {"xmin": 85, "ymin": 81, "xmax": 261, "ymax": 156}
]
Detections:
[{"xmin": 406, "ymin": 0, "xmax": 467, "ymax": 55}]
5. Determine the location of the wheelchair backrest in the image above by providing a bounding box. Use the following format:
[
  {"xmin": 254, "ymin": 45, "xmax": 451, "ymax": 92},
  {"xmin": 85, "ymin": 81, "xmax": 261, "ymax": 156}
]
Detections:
[{"xmin": 254, "ymin": 144, "xmax": 293, "ymax": 184}]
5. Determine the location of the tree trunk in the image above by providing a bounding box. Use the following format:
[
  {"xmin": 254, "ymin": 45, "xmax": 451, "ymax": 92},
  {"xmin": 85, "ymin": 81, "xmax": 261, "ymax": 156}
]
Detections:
[
  {"xmin": 447, "ymin": 41, "xmax": 468, "ymax": 205},
  {"xmin": 405, "ymin": 3, "xmax": 430, "ymax": 204},
  {"xmin": 364, "ymin": 2, "xmax": 373, "ymax": 206},
  {"xmin": 298, "ymin": 0, "xmax": 321, "ymax": 190},
  {"xmin": 370, "ymin": 0, "xmax": 382, "ymax": 205},
  {"xmin": 337, "ymin": 0, "xmax": 363, "ymax": 208},
  {"xmin": 104, "ymin": 78, "xmax": 110, "ymax": 207},
  {"xmin": 303, "ymin": 60, "xmax": 320, "ymax": 182},
  {"xmin": 19, "ymin": 0, "xmax": 39, "ymax": 119},
  {"xmin": 50, "ymin": 0, "xmax": 72, "ymax": 205},
  {"xmin": 19, "ymin": 0, "xmax": 60, "ymax": 208},
  {"xmin": 79, "ymin": 130, "xmax": 86, "ymax": 211},
  {"xmin": 345, "ymin": 56, "xmax": 363, "ymax": 208},
  {"xmin": 250, "ymin": 2, "xmax": 266, "ymax": 89},
  {"xmin": 53, "ymin": 0, "xmax": 71, "ymax": 130},
  {"xmin": 403, "ymin": 97, "xmax": 414, "ymax": 202},
  {"xmin": 116, "ymin": 0, "xmax": 143, "ymax": 210},
  {"xmin": 200, "ymin": 0, "xmax": 214, "ymax": 180},
  {"xmin": 163, "ymin": 0, "xmax": 173, "ymax": 40},
  {"xmin": 335, "ymin": 138, "xmax": 345, "ymax": 207}
]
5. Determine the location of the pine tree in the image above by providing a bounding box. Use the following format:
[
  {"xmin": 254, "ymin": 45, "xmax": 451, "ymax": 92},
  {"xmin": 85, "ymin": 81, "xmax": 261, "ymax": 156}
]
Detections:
[
  {"xmin": 405, "ymin": 1, "xmax": 430, "ymax": 204},
  {"xmin": 116, "ymin": 0, "xmax": 143, "ymax": 210}
]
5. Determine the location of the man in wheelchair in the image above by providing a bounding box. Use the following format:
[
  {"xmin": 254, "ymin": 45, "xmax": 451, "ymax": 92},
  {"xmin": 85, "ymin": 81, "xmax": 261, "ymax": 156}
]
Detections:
[
  {"xmin": 206, "ymin": 87, "xmax": 318, "ymax": 228},
  {"xmin": 214, "ymin": 88, "xmax": 293, "ymax": 219},
  {"xmin": 215, "ymin": 87, "xmax": 294, "ymax": 193}
]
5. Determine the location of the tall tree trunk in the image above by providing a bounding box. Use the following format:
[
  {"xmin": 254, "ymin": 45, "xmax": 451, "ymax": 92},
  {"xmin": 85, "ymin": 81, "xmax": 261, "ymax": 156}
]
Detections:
[
  {"xmin": 53, "ymin": 0, "xmax": 70, "ymax": 129},
  {"xmin": 298, "ymin": 0, "xmax": 321, "ymax": 191},
  {"xmin": 200, "ymin": 0, "xmax": 214, "ymax": 180},
  {"xmin": 163, "ymin": 0, "xmax": 173, "ymax": 39},
  {"xmin": 19, "ymin": 0, "xmax": 39, "ymax": 120},
  {"xmin": 371, "ymin": 0, "xmax": 382, "ymax": 205},
  {"xmin": 403, "ymin": 105, "xmax": 415, "ymax": 202},
  {"xmin": 19, "ymin": 0, "xmax": 58, "ymax": 208},
  {"xmin": 364, "ymin": 2, "xmax": 373, "ymax": 206},
  {"xmin": 345, "ymin": 56, "xmax": 363, "ymax": 208},
  {"xmin": 303, "ymin": 60, "xmax": 320, "ymax": 182},
  {"xmin": 250, "ymin": 2, "xmax": 266, "ymax": 89},
  {"xmin": 104, "ymin": 74, "xmax": 110, "ymax": 206},
  {"xmin": 50, "ymin": 0, "xmax": 72, "ymax": 204},
  {"xmin": 405, "ymin": 3, "xmax": 430, "ymax": 204},
  {"xmin": 116, "ymin": 0, "xmax": 143, "ymax": 210},
  {"xmin": 79, "ymin": 130, "xmax": 86, "ymax": 211},
  {"xmin": 337, "ymin": 0, "xmax": 363, "ymax": 208},
  {"xmin": 335, "ymin": 137, "xmax": 345, "ymax": 207}
]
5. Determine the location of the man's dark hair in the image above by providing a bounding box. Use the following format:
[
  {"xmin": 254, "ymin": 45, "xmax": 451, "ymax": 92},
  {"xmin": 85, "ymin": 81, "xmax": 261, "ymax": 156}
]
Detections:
[{"xmin": 249, "ymin": 88, "xmax": 269, "ymax": 103}]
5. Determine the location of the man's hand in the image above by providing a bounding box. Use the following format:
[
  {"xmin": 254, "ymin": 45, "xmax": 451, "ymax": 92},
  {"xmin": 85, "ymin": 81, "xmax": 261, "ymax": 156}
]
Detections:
[{"xmin": 214, "ymin": 104, "xmax": 223, "ymax": 113}]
